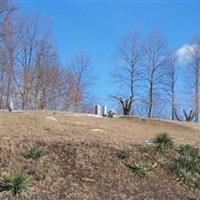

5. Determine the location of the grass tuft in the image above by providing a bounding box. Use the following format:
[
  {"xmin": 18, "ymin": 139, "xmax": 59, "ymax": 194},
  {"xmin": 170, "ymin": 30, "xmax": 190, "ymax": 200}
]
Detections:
[
  {"xmin": 126, "ymin": 162, "xmax": 156, "ymax": 176},
  {"xmin": 24, "ymin": 146, "xmax": 44, "ymax": 160},
  {"xmin": 0, "ymin": 171, "xmax": 32, "ymax": 198}
]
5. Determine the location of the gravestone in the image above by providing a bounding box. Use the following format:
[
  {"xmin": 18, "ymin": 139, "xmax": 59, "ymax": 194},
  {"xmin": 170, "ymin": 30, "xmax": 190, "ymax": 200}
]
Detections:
[
  {"xmin": 8, "ymin": 99, "xmax": 13, "ymax": 112},
  {"xmin": 108, "ymin": 110, "xmax": 113, "ymax": 118},
  {"xmin": 95, "ymin": 104, "xmax": 101, "ymax": 115},
  {"xmin": 102, "ymin": 106, "xmax": 107, "ymax": 116}
]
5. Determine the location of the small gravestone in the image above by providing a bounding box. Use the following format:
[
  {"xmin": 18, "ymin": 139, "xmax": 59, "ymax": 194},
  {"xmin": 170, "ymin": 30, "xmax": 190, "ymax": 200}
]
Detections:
[
  {"xmin": 108, "ymin": 109, "xmax": 117, "ymax": 118},
  {"xmin": 108, "ymin": 110, "xmax": 114, "ymax": 118},
  {"xmin": 8, "ymin": 99, "xmax": 13, "ymax": 112},
  {"xmin": 145, "ymin": 139, "xmax": 155, "ymax": 145}
]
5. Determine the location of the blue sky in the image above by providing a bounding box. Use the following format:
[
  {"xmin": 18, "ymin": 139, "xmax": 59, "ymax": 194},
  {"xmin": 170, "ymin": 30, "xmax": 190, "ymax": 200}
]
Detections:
[{"xmin": 17, "ymin": 1, "xmax": 200, "ymax": 105}]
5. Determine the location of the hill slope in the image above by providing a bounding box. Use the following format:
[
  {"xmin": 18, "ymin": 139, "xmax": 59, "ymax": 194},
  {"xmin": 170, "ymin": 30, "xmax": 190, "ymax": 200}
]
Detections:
[{"xmin": 0, "ymin": 111, "xmax": 200, "ymax": 200}]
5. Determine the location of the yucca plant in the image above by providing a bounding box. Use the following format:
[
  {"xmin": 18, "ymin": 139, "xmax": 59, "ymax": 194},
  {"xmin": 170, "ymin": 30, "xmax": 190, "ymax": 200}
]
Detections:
[
  {"xmin": 176, "ymin": 145, "xmax": 200, "ymax": 173},
  {"xmin": 0, "ymin": 172, "xmax": 31, "ymax": 198},
  {"xmin": 24, "ymin": 146, "xmax": 44, "ymax": 160},
  {"xmin": 154, "ymin": 132, "xmax": 174, "ymax": 154},
  {"xmin": 178, "ymin": 144, "xmax": 199, "ymax": 157},
  {"xmin": 127, "ymin": 162, "xmax": 156, "ymax": 176},
  {"xmin": 174, "ymin": 144, "xmax": 200, "ymax": 189}
]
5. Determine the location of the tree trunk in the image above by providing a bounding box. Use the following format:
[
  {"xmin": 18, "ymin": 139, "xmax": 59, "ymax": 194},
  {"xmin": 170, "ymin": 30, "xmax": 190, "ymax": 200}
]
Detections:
[
  {"xmin": 172, "ymin": 85, "xmax": 175, "ymax": 120},
  {"xmin": 123, "ymin": 107, "xmax": 131, "ymax": 115},
  {"xmin": 148, "ymin": 80, "xmax": 153, "ymax": 118}
]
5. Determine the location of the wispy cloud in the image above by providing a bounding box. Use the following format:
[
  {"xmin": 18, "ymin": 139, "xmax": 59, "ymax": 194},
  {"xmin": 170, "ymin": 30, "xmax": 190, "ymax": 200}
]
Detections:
[{"xmin": 176, "ymin": 44, "xmax": 194, "ymax": 65}]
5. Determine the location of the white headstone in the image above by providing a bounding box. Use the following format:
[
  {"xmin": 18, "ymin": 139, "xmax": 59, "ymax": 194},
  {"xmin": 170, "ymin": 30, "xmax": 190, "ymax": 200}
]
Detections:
[
  {"xmin": 95, "ymin": 104, "xmax": 101, "ymax": 115},
  {"xmin": 8, "ymin": 99, "xmax": 13, "ymax": 112},
  {"xmin": 102, "ymin": 106, "xmax": 107, "ymax": 116}
]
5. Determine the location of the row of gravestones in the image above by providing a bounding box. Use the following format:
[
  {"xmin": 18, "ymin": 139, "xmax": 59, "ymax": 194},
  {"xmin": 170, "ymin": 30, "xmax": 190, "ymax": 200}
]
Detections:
[
  {"xmin": 7, "ymin": 100, "xmax": 116, "ymax": 118},
  {"xmin": 95, "ymin": 105, "xmax": 116, "ymax": 117}
]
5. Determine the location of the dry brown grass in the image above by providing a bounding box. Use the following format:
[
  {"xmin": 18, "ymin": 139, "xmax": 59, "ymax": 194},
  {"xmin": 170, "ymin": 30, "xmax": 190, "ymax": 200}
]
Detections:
[{"xmin": 0, "ymin": 110, "xmax": 200, "ymax": 200}]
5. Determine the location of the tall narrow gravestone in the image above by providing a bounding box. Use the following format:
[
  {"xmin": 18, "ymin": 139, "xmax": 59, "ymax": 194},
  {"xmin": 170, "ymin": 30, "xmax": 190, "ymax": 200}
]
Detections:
[
  {"xmin": 95, "ymin": 104, "xmax": 101, "ymax": 116},
  {"xmin": 8, "ymin": 99, "xmax": 13, "ymax": 112},
  {"xmin": 102, "ymin": 106, "xmax": 107, "ymax": 116}
]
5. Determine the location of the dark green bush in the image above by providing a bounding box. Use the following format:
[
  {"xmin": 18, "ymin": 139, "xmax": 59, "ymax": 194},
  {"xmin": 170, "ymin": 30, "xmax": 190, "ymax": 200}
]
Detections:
[
  {"xmin": 154, "ymin": 132, "xmax": 174, "ymax": 154},
  {"xmin": 178, "ymin": 144, "xmax": 199, "ymax": 157},
  {"xmin": 0, "ymin": 172, "xmax": 31, "ymax": 198},
  {"xmin": 174, "ymin": 144, "xmax": 200, "ymax": 189}
]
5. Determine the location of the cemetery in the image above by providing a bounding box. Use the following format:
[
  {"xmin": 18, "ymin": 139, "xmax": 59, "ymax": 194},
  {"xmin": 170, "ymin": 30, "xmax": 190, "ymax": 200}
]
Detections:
[{"xmin": 1, "ymin": 0, "xmax": 200, "ymax": 199}]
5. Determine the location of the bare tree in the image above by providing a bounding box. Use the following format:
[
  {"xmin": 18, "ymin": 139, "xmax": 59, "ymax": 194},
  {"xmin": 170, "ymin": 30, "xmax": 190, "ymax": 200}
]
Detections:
[
  {"xmin": 68, "ymin": 52, "xmax": 94, "ymax": 112},
  {"xmin": 0, "ymin": 0, "xmax": 16, "ymax": 35},
  {"xmin": 59, "ymin": 69, "xmax": 77, "ymax": 111},
  {"xmin": 0, "ymin": 0, "xmax": 17, "ymax": 109},
  {"xmin": 141, "ymin": 30, "xmax": 167, "ymax": 118},
  {"xmin": 31, "ymin": 34, "xmax": 60, "ymax": 110},
  {"xmin": 14, "ymin": 14, "xmax": 43, "ymax": 109},
  {"xmin": 112, "ymin": 30, "xmax": 141, "ymax": 115},
  {"xmin": 162, "ymin": 52, "xmax": 178, "ymax": 120},
  {"xmin": 175, "ymin": 108, "xmax": 197, "ymax": 122},
  {"xmin": 0, "ymin": 0, "xmax": 16, "ymax": 15},
  {"xmin": 187, "ymin": 35, "xmax": 200, "ymax": 122}
]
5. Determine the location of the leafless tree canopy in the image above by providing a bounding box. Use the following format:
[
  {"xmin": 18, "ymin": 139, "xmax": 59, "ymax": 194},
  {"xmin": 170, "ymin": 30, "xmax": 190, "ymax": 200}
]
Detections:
[
  {"xmin": 112, "ymin": 30, "xmax": 141, "ymax": 115},
  {"xmin": 140, "ymin": 30, "xmax": 167, "ymax": 118},
  {"xmin": 186, "ymin": 36, "xmax": 200, "ymax": 122},
  {"xmin": 112, "ymin": 29, "xmax": 200, "ymax": 121},
  {"xmin": 162, "ymin": 52, "xmax": 178, "ymax": 120},
  {"xmin": 65, "ymin": 52, "xmax": 94, "ymax": 112},
  {"xmin": 0, "ymin": 1, "xmax": 94, "ymax": 112}
]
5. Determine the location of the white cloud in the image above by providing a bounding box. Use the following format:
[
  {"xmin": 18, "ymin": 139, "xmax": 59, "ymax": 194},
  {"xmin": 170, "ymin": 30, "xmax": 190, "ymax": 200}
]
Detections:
[{"xmin": 176, "ymin": 44, "xmax": 195, "ymax": 65}]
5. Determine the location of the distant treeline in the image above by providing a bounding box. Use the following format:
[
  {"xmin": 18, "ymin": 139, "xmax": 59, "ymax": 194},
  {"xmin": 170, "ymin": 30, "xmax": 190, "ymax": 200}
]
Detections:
[{"xmin": 0, "ymin": 0, "xmax": 94, "ymax": 113}]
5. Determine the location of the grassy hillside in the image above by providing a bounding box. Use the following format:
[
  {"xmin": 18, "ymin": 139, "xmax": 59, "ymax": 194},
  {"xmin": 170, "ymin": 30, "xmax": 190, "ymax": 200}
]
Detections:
[{"xmin": 0, "ymin": 111, "xmax": 200, "ymax": 200}]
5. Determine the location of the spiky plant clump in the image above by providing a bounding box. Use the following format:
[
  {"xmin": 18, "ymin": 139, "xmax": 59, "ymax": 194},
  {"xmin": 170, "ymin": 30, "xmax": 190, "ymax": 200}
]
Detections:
[
  {"xmin": 0, "ymin": 171, "xmax": 32, "ymax": 198},
  {"xmin": 154, "ymin": 132, "xmax": 174, "ymax": 154},
  {"xmin": 25, "ymin": 146, "xmax": 44, "ymax": 160},
  {"xmin": 127, "ymin": 162, "xmax": 156, "ymax": 176}
]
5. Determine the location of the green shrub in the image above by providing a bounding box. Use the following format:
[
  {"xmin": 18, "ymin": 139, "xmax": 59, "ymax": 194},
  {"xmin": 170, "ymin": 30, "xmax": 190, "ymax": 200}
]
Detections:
[
  {"xmin": 126, "ymin": 162, "xmax": 156, "ymax": 176},
  {"xmin": 0, "ymin": 172, "xmax": 31, "ymax": 198},
  {"xmin": 178, "ymin": 144, "xmax": 199, "ymax": 157},
  {"xmin": 154, "ymin": 133, "xmax": 174, "ymax": 154},
  {"xmin": 117, "ymin": 149, "xmax": 130, "ymax": 160},
  {"xmin": 196, "ymin": 195, "xmax": 200, "ymax": 200},
  {"xmin": 176, "ymin": 145, "xmax": 200, "ymax": 173},
  {"xmin": 174, "ymin": 144, "xmax": 200, "ymax": 189},
  {"xmin": 25, "ymin": 146, "xmax": 44, "ymax": 160}
]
